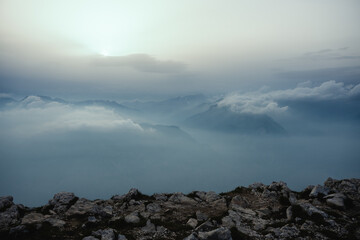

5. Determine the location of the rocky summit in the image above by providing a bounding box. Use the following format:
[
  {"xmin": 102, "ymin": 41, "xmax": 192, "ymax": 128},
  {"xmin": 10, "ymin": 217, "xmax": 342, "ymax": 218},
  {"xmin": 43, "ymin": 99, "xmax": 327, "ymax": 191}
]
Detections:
[{"xmin": 0, "ymin": 178, "xmax": 359, "ymax": 240}]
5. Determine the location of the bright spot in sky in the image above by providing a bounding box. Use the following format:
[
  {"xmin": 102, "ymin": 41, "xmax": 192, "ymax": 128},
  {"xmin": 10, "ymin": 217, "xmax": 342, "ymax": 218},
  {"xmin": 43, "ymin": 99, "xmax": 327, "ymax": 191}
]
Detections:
[{"xmin": 100, "ymin": 50, "xmax": 109, "ymax": 56}]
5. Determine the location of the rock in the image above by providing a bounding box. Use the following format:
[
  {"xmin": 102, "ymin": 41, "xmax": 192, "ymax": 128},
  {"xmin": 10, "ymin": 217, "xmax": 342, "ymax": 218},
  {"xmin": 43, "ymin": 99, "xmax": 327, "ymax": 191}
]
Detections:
[
  {"xmin": 153, "ymin": 193, "xmax": 168, "ymax": 201},
  {"xmin": 309, "ymin": 185, "xmax": 329, "ymax": 198},
  {"xmin": 117, "ymin": 235, "xmax": 127, "ymax": 240},
  {"xmin": 146, "ymin": 203, "xmax": 161, "ymax": 213},
  {"xmin": 0, "ymin": 205, "xmax": 19, "ymax": 230},
  {"xmin": 298, "ymin": 202, "xmax": 328, "ymax": 219},
  {"xmin": 113, "ymin": 188, "xmax": 140, "ymax": 202},
  {"xmin": 168, "ymin": 192, "xmax": 197, "ymax": 204},
  {"xmin": 184, "ymin": 233, "xmax": 199, "ymax": 240},
  {"xmin": 230, "ymin": 195, "xmax": 249, "ymax": 208},
  {"xmin": 21, "ymin": 213, "xmax": 45, "ymax": 225},
  {"xmin": 66, "ymin": 198, "xmax": 98, "ymax": 216},
  {"xmin": 221, "ymin": 216, "xmax": 235, "ymax": 229},
  {"xmin": 279, "ymin": 225, "xmax": 300, "ymax": 238},
  {"xmin": 248, "ymin": 182, "xmax": 265, "ymax": 190},
  {"xmin": 99, "ymin": 205, "xmax": 113, "ymax": 217},
  {"xmin": 88, "ymin": 216, "xmax": 98, "ymax": 223},
  {"xmin": 205, "ymin": 191, "xmax": 221, "ymax": 202},
  {"xmin": 325, "ymin": 193, "xmax": 346, "ymax": 209},
  {"xmin": 195, "ymin": 220, "xmax": 215, "ymax": 232},
  {"xmin": 187, "ymin": 218, "xmax": 198, "ymax": 228},
  {"xmin": 93, "ymin": 228, "xmax": 116, "ymax": 240},
  {"xmin": 44, "ymin": 217, "xmax": 66, "ymax": 228},
  {"xmin": 198, "ymin": 227, "xmax": 232, "ymax": 240},
  {"xmin": 286, "ymin": 206, "xmax": 293, "ymax": 221},
  {"xmin": 196, "ymin": 210, "xmax": 208, "ymax": 221},
  {"xmin": 9, "ymin": 225, "xmax": 29, "ymax": 236},
  {"xmin": 83, "ymin": 237, "xmax": 99, "ymax": 240},
  {"xmin": 124, "ymin": 212, "xmax": 140, "ymax": 224},
  {"xmin": 49, "ymin": 192, "xmax": 77, "ymax": 213},
  {"xmin": 0, "ymin": 196, "xmax": 14, "ymax": 211},
  {"xmin": 141, "ymin": 219, "xmax": 156, "ymax": 233}
]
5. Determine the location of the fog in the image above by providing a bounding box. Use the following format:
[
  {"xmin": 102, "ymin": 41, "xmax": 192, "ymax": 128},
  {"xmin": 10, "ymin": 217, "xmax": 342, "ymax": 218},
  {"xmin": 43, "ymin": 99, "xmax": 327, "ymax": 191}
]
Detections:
[{"xmin": 0, "ymin": 81, "xmax": 359, "ymax": 206}]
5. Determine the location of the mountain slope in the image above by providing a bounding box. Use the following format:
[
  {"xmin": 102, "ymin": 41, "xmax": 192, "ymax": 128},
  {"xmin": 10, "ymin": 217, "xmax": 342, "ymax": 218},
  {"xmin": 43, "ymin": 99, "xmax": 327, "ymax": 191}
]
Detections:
[{"xmin": 184, "ymin": 105, "xmax": 286, "ymax": 134}]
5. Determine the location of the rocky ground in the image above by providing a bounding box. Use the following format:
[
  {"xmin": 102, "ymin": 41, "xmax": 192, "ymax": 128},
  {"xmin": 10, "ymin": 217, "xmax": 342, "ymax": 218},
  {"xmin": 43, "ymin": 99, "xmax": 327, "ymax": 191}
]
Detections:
[{"xmin": 1, "ymin": 178, "xmax": 359, "ymax": 240}]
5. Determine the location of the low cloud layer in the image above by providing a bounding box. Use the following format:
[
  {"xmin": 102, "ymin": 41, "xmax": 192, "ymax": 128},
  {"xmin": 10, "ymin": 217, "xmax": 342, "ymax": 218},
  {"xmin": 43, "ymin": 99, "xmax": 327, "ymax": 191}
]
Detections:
[
  {"xmin": 219, "ymin": 80, "xmax": 360, "ymax": 114},
  {"xmin": 0, "ymin": 96, "xmax": 143, "ymax": 136},
  {"xmin": 91, "ymin": 54, "xmax": 186, "ymax": 74}
]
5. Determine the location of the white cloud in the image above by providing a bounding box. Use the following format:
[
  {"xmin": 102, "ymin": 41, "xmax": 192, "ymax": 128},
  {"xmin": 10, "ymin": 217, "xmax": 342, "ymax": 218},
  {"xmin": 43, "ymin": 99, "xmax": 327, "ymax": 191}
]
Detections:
[
  {"xmin": 0, "ymin": 99, "xmax": 143, "ymax": 136},
  {"xmin": 219, "ymin": 80, "xmax": 360, "ymax": 114}
]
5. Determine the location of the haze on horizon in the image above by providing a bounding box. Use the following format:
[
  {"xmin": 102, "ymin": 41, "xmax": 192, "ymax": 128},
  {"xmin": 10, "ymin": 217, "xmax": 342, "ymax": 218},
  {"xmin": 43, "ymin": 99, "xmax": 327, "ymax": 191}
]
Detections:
[{"xmin": 0, "ymin": 0, "xmax": 359, "ymax": 206}]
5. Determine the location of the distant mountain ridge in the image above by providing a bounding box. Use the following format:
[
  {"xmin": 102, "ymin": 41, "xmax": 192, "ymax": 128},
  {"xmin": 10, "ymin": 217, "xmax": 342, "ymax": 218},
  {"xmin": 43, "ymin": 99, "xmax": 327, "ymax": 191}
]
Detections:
[{"xmin": 184, "ymin": 105, "xmax": 286, "ymax": 135}]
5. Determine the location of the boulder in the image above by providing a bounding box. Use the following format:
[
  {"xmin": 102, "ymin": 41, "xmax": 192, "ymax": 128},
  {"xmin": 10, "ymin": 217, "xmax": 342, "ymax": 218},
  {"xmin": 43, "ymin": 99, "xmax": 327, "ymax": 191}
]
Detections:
[
  {"xmin": 198, "ymin": 227, "xmax": 232, "ymax": 240},
  {"xmin": 141, "ymin": 220, "xmax": 156, "ymax": 233},
  {"xmin": 66, "ymin": 198, "xmax": 99, "ymax": 216},
  {"xmin": 187, "ymin": 218, "xmax": 198, "ymax": 228},
  {"xmin": 92, "ymin": 228, "xmax": 116, "ymax": 240},
  {"xmin": 0, "ymin": 205, "xmax": 20, "ymax": 230},
  {"xmin": 0, "ymin": 196, "xmax": 14, "ymax": 211},
  {"xmin": 309, "ymin": 185, "xmax": 329, "ymax": 198},
  {"xmin": 124, "ymin": 212, "xmax": 140, "ymax": 224},
  {"xmin": 325, "ymin": 193, "xmax": 346, "ymax": 209},
  {"xmin": 49, "ymin": 192, "xmax": 77, "ymax": 213},
  {"xmin": 21, "ymin": 213, "xmax": 46, "ymax": 225}
]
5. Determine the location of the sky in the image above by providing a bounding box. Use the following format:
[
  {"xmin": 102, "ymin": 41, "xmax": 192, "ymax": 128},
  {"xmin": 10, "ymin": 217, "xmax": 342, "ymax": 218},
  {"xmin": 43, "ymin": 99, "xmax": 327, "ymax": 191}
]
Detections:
[
  {"xmin": 0, "ymin": 1, "xmax": 360, "ymax": 206},
  {"xmin": 1, "ymin": 0, "xmax": 360, "ymax": 99}
]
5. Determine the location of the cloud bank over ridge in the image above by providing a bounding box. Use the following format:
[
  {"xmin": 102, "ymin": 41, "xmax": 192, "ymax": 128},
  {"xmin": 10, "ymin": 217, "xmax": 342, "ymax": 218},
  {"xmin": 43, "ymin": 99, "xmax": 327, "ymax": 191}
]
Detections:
[{"xmin": 219, "ymin": 80, "xmax": 360, "ymax": 115}]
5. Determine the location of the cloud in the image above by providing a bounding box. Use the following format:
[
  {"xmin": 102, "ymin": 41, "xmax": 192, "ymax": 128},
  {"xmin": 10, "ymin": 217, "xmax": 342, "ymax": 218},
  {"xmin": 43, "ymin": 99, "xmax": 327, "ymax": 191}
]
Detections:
[
  {"xmin": 278, "ymin": 65, "xmax": 360, "ymax": 84},
  {"xmin": 218, "ymin": 80, "xmax": 360, "ymax": 114},
  {"xmin": 0, "ymin": 97, "xmax": 144, "ymax": 136},
  {"xmin": 91, "ymin": 54, "xmax": 186, "ymax": 74}
]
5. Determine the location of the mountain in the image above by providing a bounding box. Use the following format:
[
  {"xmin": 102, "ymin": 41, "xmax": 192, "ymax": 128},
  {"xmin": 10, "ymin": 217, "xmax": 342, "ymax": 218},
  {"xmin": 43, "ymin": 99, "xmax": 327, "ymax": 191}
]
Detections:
[
  {"xmin": 184, "ymin": 105, "xmax": 286, "ymax": 134},
  {"xmin": 0, "ymin": 96, "xmax": 16, "ymax": 109}
]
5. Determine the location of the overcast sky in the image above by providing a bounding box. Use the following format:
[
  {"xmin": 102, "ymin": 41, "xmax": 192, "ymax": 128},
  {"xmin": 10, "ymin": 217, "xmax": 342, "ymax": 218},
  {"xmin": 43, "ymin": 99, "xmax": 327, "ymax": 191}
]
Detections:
[{"xmin": 0, "ymin": 0, "xmax": 360, "ymax": 99}]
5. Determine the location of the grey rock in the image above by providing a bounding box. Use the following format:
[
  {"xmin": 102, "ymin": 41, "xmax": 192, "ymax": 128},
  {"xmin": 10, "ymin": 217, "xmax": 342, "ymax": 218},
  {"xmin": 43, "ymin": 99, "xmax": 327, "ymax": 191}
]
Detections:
[
  {"xmin": 230, "ymin": 195, "xmax": 249, "ymax": 208},
  {"xmin": 21, "ymin": 213, "xmax": 45, "ymax": 225},
  {"xmin": 205, "ymin": 191, "xmax": 221, "ymax": 202},
  {"xmin": 0, "ymin": 205, "xmax": 19, "ymax": 230},
  {"xmin": 141, "ymin": 219, "xmax": 156, "ymax": 233},
  {"xmin": 196, "ymin": 210, "xmax": 208, "ymax": 221},
  {"xmin": 309, "ymin": 185, "xmax": 329, "ymax": 198},
  {"xmin": 93, "ymin": 228, "xmax": 116, "ymax": 240},
  {"xmin": 99, "ymin": 205, "xmax": 113, "ymax": 217},
  {"xmin": 184, "ymin": 233, "xmax": 199, "ymax": 240},
  {"xmin": 221, "ymin": 216, "xmax": 235, "ymax": 229},
  {"xmin": 187, "ymin": 218, "xmax": 198, "ymax": 228},
  {"xmin": 66, "ymin": 198, "xmax": 98, "ymax": 216},
  {"xmin": 113, "ymin": 188, "xmax": 140, "ymax": 202},
  {"xmin": 248, "ymin": 182, "xmax": 265, "ymax": 189},
  {"xmin": 146, "ymin": 203, "xmax": 161, "ymax": 213},
  {"xmin": 124, "ymin": 212, "xmax": 140, "ymax": 224},
  {"xmin": 44, "ymin": 217, "xmax": 66, "ymax": 228},
  {"xmin": 83, "ymin": 237, "xmax": 99, "ymax": 240},
  {"xmin": 0, "ymin": 196, "xmax": 13, "ymax": 211},
  {"xmin": 279, "ymin": 224, "xmax": 300, "ymax": 238},
  {"xmin": 195, "ymin": 220, "xmax": 215, "ymax": 232},
  {"xmin": 198, "ymin": 227, "xmax": 232, "ymax": 240},
  {"xmin": 49, "ymin": 192, "xmax": 77, "ymax": 213},
  {"xmin": 9, "ymin": 225, "xmax": 29, "ymax": 236},
  {"xmin": 169, "ymin": 192, "xmax": 197, "ymax": 204},
  {"xmin": 286, "ymin": 206, "xmax": 293, "ymax": 221},
  {"xmin": 325, "ymin": 193, "xmax": 346, "ymax": 209},
  {"xmin": 153, "ymin": 193, "xmax": 168, "ymax": 201},
  {"xmin": 299, "ymin": 202, "xmax": 328, "ymax": 219},
  {"xmin": 117, "ymin": 235, "xmax": 127, "ymax": 240},
  {"xmin": 88, "ymin": 216, "xmax": 98, "ymax": 223}
]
